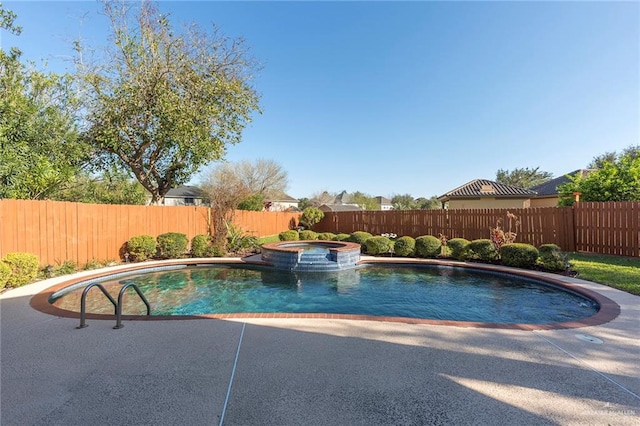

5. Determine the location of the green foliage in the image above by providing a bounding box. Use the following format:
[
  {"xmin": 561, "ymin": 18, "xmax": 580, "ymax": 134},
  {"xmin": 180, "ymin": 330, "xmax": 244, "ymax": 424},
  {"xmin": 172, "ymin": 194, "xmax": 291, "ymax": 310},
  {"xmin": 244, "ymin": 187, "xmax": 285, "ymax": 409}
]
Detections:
[
  {"xmin": 156, "ymin": 232, "xmax": 188, "ymax": 259},
  {"xmin": 496, "ymin": 167, "xmax": 553, "ymax": 189},
  {"xmin": 2, "ymin": 252, "xmax": 39, "ymax": 287},
  {"xmin": 569, "ymin": 253, "xmax": 640, "ymax": 296},
  {"xmin": 79, "ymin": 2, "xmax": 260, "ymax": 204},
  {"xmin": 299, "ymin": 207, "xmax": 324, "ymax": 230},
  {"xmin": 391, "ymin": 194, "xmax": 419, "ymax": 210},
  {"xmin": 238, "ymin": 193, "xmax": 265, "ymax": 211},
  {"xmin": 83, "ymin": 259, "xmax": 113, "ymax": 270},
  {"xmin": 53, "ymin": 170, "xmax": 147, "ymax": 205},
  {"xmin": 393, "ymin": 236, "xmax": 416, "ymax": 257},
  {"xmin": 466, "ymin": 239, "xmax": 499, "ymax": 261},
  {"xmin": 537, "ymin": 244, "xmax": 568, "ymax": 272},
  {"xmin": 500, "ymin": 243, "xmax": 539, "ymax": 268},
  {"xmin": 347, "ymin": 231, "xmax": 373, "ymax": 245},
  {"xmin": 365, "ymin": 236, "xmax": 394, "ymax": 255},
  {"xmin": 53, "ymin": 260, "xmax": 77, "ymax": 276},
  {"xmin": 415, "ymin": 196, "xmax": 440, "ymax": 210},
  {"xmin": 447, "ymin": 238, "xmax": 470, "ymax": 260},
  {"xmin": 334, "ymin": 233, "xmax": 351, "ymax": 241},
  {"xmin": 225, "ymin": 222, "xmax": 258, "ymax": 254},
  {"xmin": 558, "ymin": 146, "xmax": 640, "ymax": 204},
  {"xmin": 415, "ymin": 235, "xmax": 441, "ymax": 258},
  {"xmin": 127, "ymin": 235, "xmax": 157, "ymax": 261},
  {"xmin": 191, "ymin": 234, "xmax": 212, "ymax": 257},
  {"xmin": 349, "ymin": 191, "xmax": 379, "ymax": 210},
  {"xmin": 317, "ymin": 232, "xmax": 336, "ymax": 241},
  {"xmin": 278, "ymin": 230, "xmax": 299, "ymax": 241},
  {"xmin": 299, "ymin": 230, "xmax": 318, "ymax": 240},
  {"xmin": 0, "ymin": 261, "xmax": 11, "ymax": 289}
]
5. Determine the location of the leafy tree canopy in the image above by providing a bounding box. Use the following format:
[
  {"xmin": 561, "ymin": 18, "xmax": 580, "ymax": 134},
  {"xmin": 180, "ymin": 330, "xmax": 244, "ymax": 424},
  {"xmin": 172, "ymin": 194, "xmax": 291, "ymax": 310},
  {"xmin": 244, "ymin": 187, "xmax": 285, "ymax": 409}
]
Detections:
[
  {"xmin": 495, "ymin": 167, "xmax": 553, "ymax": 189},
  {"xmin": 558, "ymin": 145, "xmax": 640, "ymax": 205},
  {"xmin": 53, "ymin": 170, "xmax": 148, "ymax": 205},
  {"xmin": 391, "ymin": 194, "xmax": 419, "ymax": 210},
  {"xmin": 415, "ymin": 196, "xmax": 441, "ymax": 209},
  {"xmin": 78, "ymin": 1, "xmax": 260, "ymax": 204}
]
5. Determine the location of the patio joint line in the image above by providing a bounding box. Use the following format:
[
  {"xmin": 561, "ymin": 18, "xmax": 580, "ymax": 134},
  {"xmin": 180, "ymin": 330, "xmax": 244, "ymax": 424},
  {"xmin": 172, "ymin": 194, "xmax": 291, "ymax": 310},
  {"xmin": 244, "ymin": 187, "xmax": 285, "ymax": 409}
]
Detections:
[
  {"xmin": 219, "ymin": 322, "xmax": 246, "ymax": 426},
  {"xmin": 533, "ymin": 330, "xmax": 640, "ymax": 401}
]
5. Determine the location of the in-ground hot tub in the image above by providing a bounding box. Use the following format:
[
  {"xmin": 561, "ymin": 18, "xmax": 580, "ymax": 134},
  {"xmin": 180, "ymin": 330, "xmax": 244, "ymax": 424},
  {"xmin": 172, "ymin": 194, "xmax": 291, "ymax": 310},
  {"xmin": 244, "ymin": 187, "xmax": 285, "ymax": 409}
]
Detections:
[{"xmin": 261, "ymin": 240, "xmax": 361, "ymax": 272}]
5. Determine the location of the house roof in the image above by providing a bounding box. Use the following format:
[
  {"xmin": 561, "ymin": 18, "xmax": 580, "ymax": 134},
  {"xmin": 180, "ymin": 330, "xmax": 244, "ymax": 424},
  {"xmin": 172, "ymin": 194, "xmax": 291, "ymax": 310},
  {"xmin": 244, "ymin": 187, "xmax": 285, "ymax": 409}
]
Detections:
[
  {"xmin": 438, "ymin": 179, "xmax": 536, "ymax": 201},
  {"xmin": 374, "ymin": 196, "xmax": 392, "ymax": 205},
  {"xmin": 165, "ymin": 186, "xmax": 206, "ymax": 199},
  {"xmin": 319, "ymin": 203, "xmax": 364, "ymax": 212},
  {"xmin": 267, "ymin": 194, "xmax": 299, "ymax": 203},
  {"xmin": 530, "ymin": 169, "xmax": 593, "ymax": 197}
]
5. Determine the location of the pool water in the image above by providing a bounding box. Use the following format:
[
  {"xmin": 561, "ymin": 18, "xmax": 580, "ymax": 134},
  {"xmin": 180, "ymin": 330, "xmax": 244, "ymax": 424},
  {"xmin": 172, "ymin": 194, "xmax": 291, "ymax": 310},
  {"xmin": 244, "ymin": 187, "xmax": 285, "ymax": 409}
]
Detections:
[{"xmin": 51, "ymin": 265, "xmax": 599, "ymax": 324}]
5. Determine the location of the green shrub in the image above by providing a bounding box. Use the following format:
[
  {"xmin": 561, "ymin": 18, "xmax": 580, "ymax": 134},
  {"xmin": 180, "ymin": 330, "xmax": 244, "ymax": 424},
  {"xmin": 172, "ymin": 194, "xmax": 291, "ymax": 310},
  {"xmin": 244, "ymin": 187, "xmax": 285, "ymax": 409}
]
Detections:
[
  {"xmin": 500, "ymin": 243, "xmax": 539, "ymax": 268},
  {"xmin": 317, "ymin": 232, "xmax": 336, "ymax": 241},
  {"xmin": 226, "ymin": 222, "xmax": 258, "ymax": 253},
  {"xmin": 365, "ymin": 236, "xmax": 394, "ymax": 255},
  {"xmin": 53, "ymin": 260, "xmax": 77, "ymax": 276},
  {"xmin": 347, "ymin": 231, "xmax": 373, "ymax": 245},
  {"xmin": 334, "ymin": 233, "xmax": 351, "ymax": 241},
  {"xmin": 537, "ymin": 244, "xmax": 568, "ymax": 271},
  {"xmin": 2, "ymin": 252, "xmax": 39, "ymax": 288},
  {"xmin": 0, "ymin": 262, "xmax": 11, "ymax": 290},
  {"xmin": 448, "ymin": 238, "xmax": 470, "ymax": 260},
  {"xmin": 157, "ymin": 232, "xmax": 189, "ymax": 259},
  {"xmin": 299, "ymin": 230, "xmax": 319, "ymax": 240},
  {"xmin": 191, "ymin": 234, "xmax": 215, "ymax": 257},
  {"xmin": 127, "ymin": 235, "xmax": 157, "ymax": 261},
  {"xmin": 279, "ymin": 230, "xmax": 299, "ymax": 241},
  {"xmin": 466, "ymin": 239, "xmax": 499, "ymax": 261},
  {"xmin": 415, "ymin": 235, "xmax": 441, "ymax": 258},
  {"xmin": 299, "ymin": 207, "xmax": 325, "ymax": 230},
  {"xmin": 394, "ymin": 236, "xmax": 416, "ymax": 257}
]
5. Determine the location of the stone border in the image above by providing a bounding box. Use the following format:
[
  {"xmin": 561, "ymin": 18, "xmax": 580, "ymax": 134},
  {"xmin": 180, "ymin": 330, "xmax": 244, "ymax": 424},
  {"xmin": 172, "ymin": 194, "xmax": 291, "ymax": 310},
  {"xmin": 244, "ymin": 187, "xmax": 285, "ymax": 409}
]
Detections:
[{"xmin": 29, "ymin": 257, "xmax": 620, "ymax": 330}]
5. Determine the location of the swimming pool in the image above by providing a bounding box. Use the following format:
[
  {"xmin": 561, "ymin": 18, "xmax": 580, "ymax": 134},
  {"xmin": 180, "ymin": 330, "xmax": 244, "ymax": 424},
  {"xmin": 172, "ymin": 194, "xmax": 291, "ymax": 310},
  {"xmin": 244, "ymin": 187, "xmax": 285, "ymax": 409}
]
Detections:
[{"xmin": 49, "ymin": 264, "xmax": 600, "ymax": 325}]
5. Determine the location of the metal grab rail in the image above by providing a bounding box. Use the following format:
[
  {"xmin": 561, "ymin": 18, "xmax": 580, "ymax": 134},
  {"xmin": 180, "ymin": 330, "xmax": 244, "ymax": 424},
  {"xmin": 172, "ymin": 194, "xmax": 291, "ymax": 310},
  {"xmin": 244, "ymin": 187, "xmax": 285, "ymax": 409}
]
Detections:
[
  {"xmin": 76, "ymin": 283, "xmax": 118, "ymax": 329},
  {"xmin": 113, "ymin": 283, "xmax": 151, "ymax": 329}
]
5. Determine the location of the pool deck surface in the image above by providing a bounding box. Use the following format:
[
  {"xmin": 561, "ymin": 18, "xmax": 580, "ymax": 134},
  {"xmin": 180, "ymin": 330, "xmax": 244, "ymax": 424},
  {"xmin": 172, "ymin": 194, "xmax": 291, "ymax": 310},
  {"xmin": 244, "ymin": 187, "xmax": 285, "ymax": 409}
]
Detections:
[{"xmin": 1, "ymin": 258, "xmax": 639, "ymax": 425}]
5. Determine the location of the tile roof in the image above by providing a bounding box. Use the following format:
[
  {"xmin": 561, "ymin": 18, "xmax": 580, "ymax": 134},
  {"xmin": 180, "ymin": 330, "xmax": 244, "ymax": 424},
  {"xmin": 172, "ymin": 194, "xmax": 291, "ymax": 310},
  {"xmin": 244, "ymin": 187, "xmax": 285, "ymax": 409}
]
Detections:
[
  {"xmin": 438, "ymin": 179, "xmax": 536, "ymax": 201},
  {"xmin": 530, "ymin": 170, "xmax": 593, "ymax": 197}
]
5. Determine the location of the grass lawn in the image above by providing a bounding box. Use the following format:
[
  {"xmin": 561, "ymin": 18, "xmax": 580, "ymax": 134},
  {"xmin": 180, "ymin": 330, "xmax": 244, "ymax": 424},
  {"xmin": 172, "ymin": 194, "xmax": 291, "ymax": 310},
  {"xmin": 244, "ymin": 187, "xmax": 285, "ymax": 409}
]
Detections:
[
  {"xmin": 257, "ymin": 235, "xmax": 280, "ymax": 245},
  {"xmin": 569, "ymin": 253, "xmax": 640, "ymax": 296}
]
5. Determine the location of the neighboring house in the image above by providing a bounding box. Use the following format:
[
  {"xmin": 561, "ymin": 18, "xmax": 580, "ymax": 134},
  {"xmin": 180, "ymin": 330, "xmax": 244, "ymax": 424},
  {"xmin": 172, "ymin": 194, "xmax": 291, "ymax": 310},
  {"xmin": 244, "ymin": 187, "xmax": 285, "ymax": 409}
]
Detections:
[
  {"xmin": 265, "ymin": 194, "xmax": 300, "ymax": 212},
  {"xmin": 162, "ymin": 186, "xmax": 206, "ymax": 206},
  {"xmin": 319, "ymin": 203, "xmax": 364, "ymax": 213},
  {"xmin": 530, "ymin": 169, "xmax": 593, "ymax": 207},
  {"xmin": 437, "ymin": 179, "xmax": 537, "ymax": 209},
  {"xmin": 374, "ymin": 196, "xmax": 393, "ymax": 211}
]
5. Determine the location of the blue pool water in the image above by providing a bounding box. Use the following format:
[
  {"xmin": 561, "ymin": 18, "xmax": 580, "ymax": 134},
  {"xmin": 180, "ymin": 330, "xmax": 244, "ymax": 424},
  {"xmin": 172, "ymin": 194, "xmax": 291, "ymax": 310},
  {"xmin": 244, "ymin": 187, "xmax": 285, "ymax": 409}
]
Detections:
[{"xmin": 51, "ymin": 265, "xmax": 599, "ymax": 324}]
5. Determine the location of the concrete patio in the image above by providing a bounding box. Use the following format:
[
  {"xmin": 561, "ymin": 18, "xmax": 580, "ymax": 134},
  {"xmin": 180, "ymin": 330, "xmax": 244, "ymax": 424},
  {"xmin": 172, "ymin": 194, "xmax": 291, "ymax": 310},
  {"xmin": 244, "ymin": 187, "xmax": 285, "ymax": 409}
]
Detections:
[{"xmin": 1, "ymin": 266, "xmax": 639, "ymax": 425}]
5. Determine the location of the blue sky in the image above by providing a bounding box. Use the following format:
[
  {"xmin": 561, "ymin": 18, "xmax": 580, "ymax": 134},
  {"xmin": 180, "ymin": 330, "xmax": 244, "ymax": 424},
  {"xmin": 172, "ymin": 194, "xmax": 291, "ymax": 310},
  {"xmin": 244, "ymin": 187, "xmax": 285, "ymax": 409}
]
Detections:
[{"xmin": 3, "ymin": 1, "xmax": 638, "ymax": 200}]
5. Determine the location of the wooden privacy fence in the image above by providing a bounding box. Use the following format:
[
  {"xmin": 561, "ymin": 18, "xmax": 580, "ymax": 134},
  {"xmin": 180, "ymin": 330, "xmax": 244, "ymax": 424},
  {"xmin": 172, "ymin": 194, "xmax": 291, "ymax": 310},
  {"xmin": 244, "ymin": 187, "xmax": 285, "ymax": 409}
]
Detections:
[
  {"xmin": 0, "ymin": 199, "xmax": 300, "ymax": 266},
  {"xmin": 315, "ymin": 202, "xmax": 640, "ymax": 257}
]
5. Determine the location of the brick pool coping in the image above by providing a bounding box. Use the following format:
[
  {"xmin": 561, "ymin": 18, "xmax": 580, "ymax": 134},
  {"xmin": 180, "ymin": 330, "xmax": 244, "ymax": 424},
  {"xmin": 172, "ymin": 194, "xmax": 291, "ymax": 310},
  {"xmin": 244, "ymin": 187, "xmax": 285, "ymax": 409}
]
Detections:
[{"xmin": 29, "ymin": 257, "xmax": 621, "ymax": 330}]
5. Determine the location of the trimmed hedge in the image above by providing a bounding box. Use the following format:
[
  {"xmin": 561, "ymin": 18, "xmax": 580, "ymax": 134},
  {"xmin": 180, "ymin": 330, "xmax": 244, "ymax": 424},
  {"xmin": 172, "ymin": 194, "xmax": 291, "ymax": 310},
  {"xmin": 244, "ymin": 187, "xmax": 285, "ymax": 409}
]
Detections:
[
  {"xmin": 0, "ymin": 261, "xmax": 11, "ymax": 290},
  {"xmin": 190, "ymin": 234, "xmax": 224, "ymax": 257},
  {"xmin": 317, "ymin": 232, "xmax": 336, "ymax": 241},
  {"xmin": 500, "ymin": 243, "xmax": 539, "ymax": 268},
  {"xmin": 447, "ymin": 238, "xmax": 470, "ymax": 260},
  {"xmin": 2, "ymin": 252, "xmax": 39, "ymax": 288},
  {"xmin": 537, "ymin": 243, "xmax": 567, "ymax": 271},
  {"xmin": 365, "ymin": 236, "xmax": 394, "ymax": 255},
  {"xmin": 348, "ymin": 231, "xmax": 373, "ymax": 245},
  {"xmin": 394, "ymin": 236, "xmax": 416, "ymax": 257},
  {"xmin": 466, "ymin": 239, "xmax": 499, "ymax": 261},
  {"xmin": 299, "ymin": 230, "xmax": 319, "ymax": 240},
  {"xmin": 127, "ymin": 235, "xmax": 157, "ymax": 261},
  {"xmin": 415, "ymin": 235, "xmax": 441, "ymax": 258},
  {"xmin": 278, "ymin": 230, "xmax": 299, "ymax": 241},
  {"xmin": 157, "ymin": 232, "xmax": 188, "ymax": 259},
  {"xmin": 334, "ymin": 233, "xmax": 351, "ymax": 241}
]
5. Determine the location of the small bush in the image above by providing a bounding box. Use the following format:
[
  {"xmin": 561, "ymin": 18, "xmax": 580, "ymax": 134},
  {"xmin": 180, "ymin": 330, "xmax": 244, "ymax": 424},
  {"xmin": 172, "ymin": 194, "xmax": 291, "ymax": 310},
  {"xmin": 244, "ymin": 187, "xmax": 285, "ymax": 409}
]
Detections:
[
  {"xmin": 334, "ymin": 233, "xmax": 351, "ymax": 241},
  {"xmin": 299, "ymin": 207, "xmax": 325, "ymax": 230},
  {"xmin": 53, "ymin": 260, "xmax": 77, "ymax": 276},
  {"xmin": 500, "ymin": 243, "xmax": 539, "ymax": 268},
  {"xmin": 347, "ymin": 231, "xmax": 373, "ymax": 245},
  {"xmin": 394, "ymin": 236, "xmax": 416, "ymax": 257},
  {"xmin": 2, "ymin": 252, "xmax": 39, "ymax": 288},
  {"xmin": 157, "ymin": 232, "xmax": 189, "ymax": 259},
  {"xmin": 365, "ymin": 236, "xmax": 394, "ymax": 255},
  {"xmin": 415, "ymin": 235, "xmax": 441, "ymax": 258},
  {"xmin": 191, "ymin": 234, "xmax": 215, "ymax": 257},
  {"xmin": 466, "ymin": 239, "xmax": 499, "ymax": 261},
  {"xmin": 317, "ymin": 232, "xmax": 336, "ymax": 241},
  {"xmin": 127, "ymin": 235, "xmax": 157, "ymax": 261},
  {"xmin": 0, "ymin": 262, "xmax": 11, "ymax": 290},
  {"xmin": 448, "ymin": 238, "xmax": 470, "ymax": 260},
  {"xmin": 299, "ymin": 230, "xmax": 319, "ymax": 240},
  {"xmin": 279, "ymin": 230, "xmax": 300, "ymax": 241},
  {"xmin": 537, "ymin": 244, "xmax": 568, "ymax": 271},
  {"xmin": 226, "ymin": 222, "xmax": 258, "ymax": 254}
]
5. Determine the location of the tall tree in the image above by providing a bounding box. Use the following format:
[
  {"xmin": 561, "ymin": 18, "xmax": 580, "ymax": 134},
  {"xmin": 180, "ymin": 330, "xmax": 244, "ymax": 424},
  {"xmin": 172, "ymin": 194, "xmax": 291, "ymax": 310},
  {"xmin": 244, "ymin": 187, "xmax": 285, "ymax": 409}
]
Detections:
[
  {"xmin": 53, "ymin": 170, "xmax": 148, "ymax": 205},
  {"xmin": 0, "ymin": 4, "xmax": 88, "ymax": 199},
  {"xmin": 234, "ymin": 159, "xmax": 288, "ymax": 198},
  {"xmin": 588, "ymin": 145, "xmax": 640, "ymax": 169},
  {"xmin": 78, "ymin": 1, "xmax": 260, "ymax": 204},
  {"xmin": 350, "ymin": 191, "xmax": 379, "ymax": 210},
  {"xmin": 415, "ymin": 195, "xmax": 440, "ymax": 209},
  {"xmin": 391, "ymin": 194, "xmax": 418, "ymax": 210},
  {"xmin": 558, "ymin": 147, "xmax": 640, "ymax": 205},
  {"xmin": 495, "ymin": 167, "xmax": 553, "ymax": 189}
]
